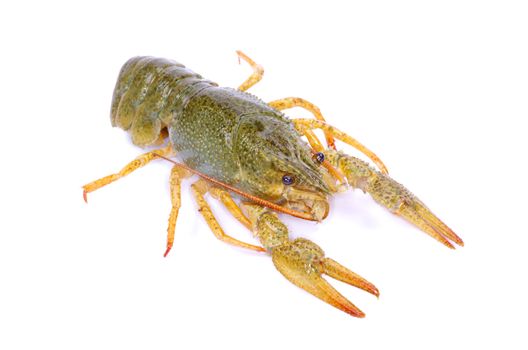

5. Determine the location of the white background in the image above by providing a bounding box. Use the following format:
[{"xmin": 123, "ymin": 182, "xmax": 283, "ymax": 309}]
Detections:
[{"xmin": 1, "ymin": 1, "xmax": 527, "ymax": 349}]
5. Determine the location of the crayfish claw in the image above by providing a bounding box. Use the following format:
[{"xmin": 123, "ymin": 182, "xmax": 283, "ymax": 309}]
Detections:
[
  {"xmin": 271, "ymin": 238, "xmax": 377, "ymax": 317},
  {"xmin": 395, "ymin": 195, "xmax": 464, "ymax": 248},
  {"xmin": 368, "ymin": 174, "xmax": 464, "ymax": 248},
  {"xmin": 322, "ymin": 257, "xmax": 379, "ymax": 298},
  {"xmin": 326, "ymin": 150, "xmax": 463, "ymax": 249}
]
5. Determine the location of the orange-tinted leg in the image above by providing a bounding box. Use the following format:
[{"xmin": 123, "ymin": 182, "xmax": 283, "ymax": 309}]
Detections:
[
  {"xmin": 293, "ymin": 118, "xmax": 389, "ymax": 175},
  {"xmin": 236, "ymin": 50, "xmax": 264, "ymax": 92},
  {"xmin": 268, "ymin": 97, "xmax": 337, "ymax": 150},
  {"xmin": 208, "ymin": 186, "xmax": 252, "ymax": 230},
  {"xmin": 82, "ymin": 145, "xmax": 174, "ymax": 202},
  {"xmin": 191, "ymin": 179, "xmax": 265, "ymax": 253},
  {"xmin": 164, "ymin": 166, "xmax": 192, "ymax": 257}
]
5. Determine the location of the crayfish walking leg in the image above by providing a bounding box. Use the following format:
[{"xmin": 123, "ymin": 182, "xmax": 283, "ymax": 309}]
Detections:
[
  {"xmin": 190, "ymin": 179, "xmax": 266, "ymax": 253},
  {"xmin": 82, "ymin": 144, "xmax": 174, "ymax": 202}
]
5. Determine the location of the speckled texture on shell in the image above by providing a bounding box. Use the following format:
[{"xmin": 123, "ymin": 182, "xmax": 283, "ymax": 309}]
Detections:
[
  {"xmin": 110, "ymin": 56, "xmax": 329, "ymax": 200},
  {"xmin": 111, "ymin": 56, "xmax": 214, "ymax": 146}
]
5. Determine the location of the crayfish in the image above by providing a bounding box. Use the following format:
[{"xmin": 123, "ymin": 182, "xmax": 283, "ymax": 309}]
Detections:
[{"xmin": 83, "ymin": 51, "xmax": 463, "ymax": 317}]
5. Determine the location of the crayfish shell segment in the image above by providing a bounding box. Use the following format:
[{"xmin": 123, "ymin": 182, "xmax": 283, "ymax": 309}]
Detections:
[{"xmin": 110, "ymin": 56, "xmax": 202, "ymax": 147}]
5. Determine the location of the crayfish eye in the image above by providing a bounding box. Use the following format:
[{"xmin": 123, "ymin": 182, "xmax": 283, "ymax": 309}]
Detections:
[
  {"xmin": 314, "ymin": 152, "xmax": 325, "ymax": 163},
  {"xmin": 282, "ymin": 174, "xmax": 295, "ymax": 186}
]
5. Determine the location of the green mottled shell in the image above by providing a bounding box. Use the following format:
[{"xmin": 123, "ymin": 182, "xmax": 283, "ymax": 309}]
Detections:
[
  {"xmin": 110, "ymin": 56, "xmax": 213, "ymax": 146},
  {"xmin": 110, "ymin": 56, "xmax": 328, "ymax": 199},
  {"xmin": 170, "ymin": 87, "xmax": 287, "ymax": 184}
]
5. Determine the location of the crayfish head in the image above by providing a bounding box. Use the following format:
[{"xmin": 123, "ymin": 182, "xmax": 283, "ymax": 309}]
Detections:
[{"xmin": 234, "ymin": 115, "xmax": 335, "ymax": 221}]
